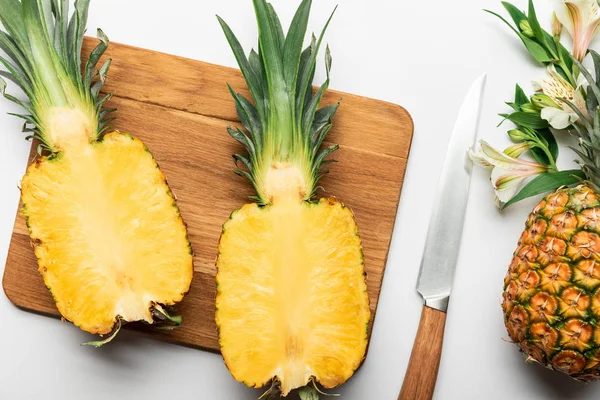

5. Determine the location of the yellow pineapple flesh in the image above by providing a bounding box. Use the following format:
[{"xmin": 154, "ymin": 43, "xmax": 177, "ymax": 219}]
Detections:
[
  {"xmin": 22, "ymin": 133, "xmax": 193, "ymax": 335},
  {"xmin": 217, "ymin": 197, "xmax": 369, "ymax": 395}
]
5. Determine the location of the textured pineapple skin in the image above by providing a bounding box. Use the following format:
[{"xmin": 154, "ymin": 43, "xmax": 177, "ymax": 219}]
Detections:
[
  {"xmin": 215, "ymin": 198, "xmax": 370, "ymax": 396},
  {"xmin": 503, "ymin": 185, "xmax": 600, "ymax": 380},
  {"xmin": 21, "ymin": 131, "xmax": 194, "ymax": 335}
]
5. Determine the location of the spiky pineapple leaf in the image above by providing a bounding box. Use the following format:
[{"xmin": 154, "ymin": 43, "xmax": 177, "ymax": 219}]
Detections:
[
  {"xmin": 220, "ymin": 0, "xmax": 339, "ymax": 203},
  {"xmin": 296, "ymin": 7, "xmax": 336, "ymax": 120},
  {"xmin": 217, "ymin": 16, "xmax": 265, "ymax": 117},
  {"xmin": 283, "ymin": 0, "xmax": 311, "ymax": 92}
]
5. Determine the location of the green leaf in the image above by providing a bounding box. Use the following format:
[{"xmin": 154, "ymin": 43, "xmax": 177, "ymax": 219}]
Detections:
[
  {"xmin": 233, "ymin": 153, "xmax": 253, "ymax": 172},
  {"xmin": 0, "ymin": 54, "xmax": 33, "ymax": 96},
  {"xmin": 253, "ymin": 0, "xmax": 285, "ymax": 92},
  {"xmin": 248, "ymin": 49, "xmax": 265, "ymax": 90},
  {"xmin": 501, "ymin": 1, "xmax": 527, "ymax": 26},
  {"xmin": 506, "ymin": 111, "xmax": 548, "ymax": 129},
  {"xmin": 0, "ymin": 0, "xmax": 30, "ymax": 49},
  {"xmin": 90, "ymin": 58, "xmax": 111, "ymax": 99},
  {"xmin": 313, "ymin": 144, "xmax": 339, "ymax": 175},
  {"xmin": 227, "ymin": 84, "xmax": 262, "ymax": 151},
  {"xmin": 266, "ymin": 2, "xmax": 285, "ymax": 56},
  {"xmin": 514, "ymin": 84, "xmax": 529, "ymax": 106},
  {"xmin": 485, "ymin": 9, "xmax": 553, "ymax": 63},
  {"xmin": 311, "ymin": 103, "xmax": 338, "ymax": 144},
  {"xmin": 502, "ymin": 170, "xmax": 586, "ymax": 209},
  {"xmin": 297, "ymin": 34, "xmax": 316, "ymax": 117},
  {"xmin": 590, "ymin": 49, "xmax": 600, "ymax": 85},
  {"xmin": 67, "ymin": 0, "xmax": 90, "ymax": 83},
  {"xmin": 521, "ymin": 35, "xmax": 553, "ymax": 63},
  {"xmin": 84, "ymin": 28, "xmax": 108, "ymax": 90},
  {"xmin": 538, "ymin": 128, "xmax": 559, "ymax": 161},
  {"xmin": 38, "ymin": 0, "xmax": 55, "ymax": 43},
  {"xmin": 227, "ymin": 126, "xmax": 256, "ymax": 162},
  {"xmin": 572, "ymin": 55, "xmax": 600, "ymax": 102},
  {"xmin": 282, "ymin": 0, "xmax": 311, "ymax": 97},
  {"xmin": 527, "ymin": 0, "xmax": 548, "ymax": 50},
  {"xmin": 302, "ymin": 64, "xmax": 329, "ymax": 139},
  {"xmin": 217, "ymin": 16, "xmax": 264, "ymax": 116},
  {"xmin": 0, "ymin": 28, "xmax": 32, "ymax": 76},
  {"xmin": 297, "ymin": 386, "xmax": 320, "ymax": 400},
  {"xmin": 542, "ymin": 30, "xmax": 558, "ymax": 57},
  {"xmin": 296, "ymin": 6, "xmax": 336, "ymax": 119}
]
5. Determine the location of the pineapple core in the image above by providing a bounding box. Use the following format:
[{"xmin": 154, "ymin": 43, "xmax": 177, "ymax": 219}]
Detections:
[
  {"xmin": 47, "ymin": 107, "xmax": 96, "ymax": 150},
  {"xmin": 263, "ymin": 163, "xmax": 308, "ymax": 202},
  {"xmin": 216, "ymin": 195, "xmax": 370, "ymax": 395}
]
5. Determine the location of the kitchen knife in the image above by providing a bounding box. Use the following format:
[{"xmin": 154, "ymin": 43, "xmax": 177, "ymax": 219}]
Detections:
[{"xmin": 399, "ymin": 74, "xmax": 487, "ymax": 400}]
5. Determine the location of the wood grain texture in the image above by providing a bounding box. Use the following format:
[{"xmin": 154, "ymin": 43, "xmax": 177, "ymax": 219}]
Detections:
[
  {"xmin": 399, "ymin": 306, "xmax": 447, "ymax": 400},
  {"xmin": 2, "ymin": 37, "xmax": 414, "ymax": 352}
]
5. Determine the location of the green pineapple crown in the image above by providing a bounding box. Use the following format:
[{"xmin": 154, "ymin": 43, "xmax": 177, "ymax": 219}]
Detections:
[
  {"xmin": 218, "ymin": 0, "xmax": 339, "ymax": 205},
  {"xmin": 0, "ymin": 0, "xmax": 114, "ymax": 153},
  {"xmin": 567, "ymin": 51, "xmax": 600, "ymax": 192}
]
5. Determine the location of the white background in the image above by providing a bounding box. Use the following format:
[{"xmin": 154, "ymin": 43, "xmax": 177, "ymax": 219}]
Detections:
[{"xmin": 0, "ymin": 0, "xmax": 597, "ymax": 399}]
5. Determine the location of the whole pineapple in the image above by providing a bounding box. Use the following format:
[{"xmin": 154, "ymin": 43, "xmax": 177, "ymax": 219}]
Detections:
[
  {"xmin": 215, "ymin": 0, "xmax": 370, "ymax": 397},
  {"xmin": 0, "ymin": 0, "xmax": 193, "ymax": 341},
  {"xmin": 502, "ymin": 55, "xmax": 600, "ymax": 379}
]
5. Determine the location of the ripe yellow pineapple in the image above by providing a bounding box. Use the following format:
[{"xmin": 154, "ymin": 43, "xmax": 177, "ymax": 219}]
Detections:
[
  {"xmin": 216, "ymin": 0, "xmax": 370, "ymax": 397},
  {"xmin": 0, "ymin": 0, "xmax": 193, "ymax": 342},
  {"xmin": 504, "ymin": 186, "xmax": 600, "ymax": 379},
  {"xmin": 502, "ymin": 56, "xmax": 600, "ymax": 379}
]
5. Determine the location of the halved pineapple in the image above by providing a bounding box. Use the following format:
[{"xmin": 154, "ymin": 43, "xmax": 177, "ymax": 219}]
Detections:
[
  {"xmin": 217, "ymin": 198, "xmax": 369, "ymax": 394},
  {"xmin": 23, "ymin": 133, "xmax": 192, "ymax": 335},
  {"xmin": 216, "ymin": 0, "xmax": 370, "ymax": 397},
  {"xmin": 0, "ymin": 1, "xmax": 193, "ymax": 339}
]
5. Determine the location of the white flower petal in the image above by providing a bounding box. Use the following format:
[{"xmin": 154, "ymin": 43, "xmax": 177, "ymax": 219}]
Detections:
[
  {"xmin": 541, "ymin": 107, "xmax": 577, "ymax": 129},
  {"xmin": 534, "ymin": 65, "xmax": 576, "ymax": 105},
  {"xmin": 469, "ymin": 146, "xmax": 493, "ymax": 168},
  {"xmin": 480, "ymin": 141, "xmax": 548, "ymax": 172},
  {"xmin": 553, "ymin": 0, "xmax": 575, "ymax": 36},
  {"xmin": 553, "ymin": 0, "xmax": 600, "ymax": 60},
  {"xmin": 491, "ymin": 167, "xmax": 526, "ymax": 204}
]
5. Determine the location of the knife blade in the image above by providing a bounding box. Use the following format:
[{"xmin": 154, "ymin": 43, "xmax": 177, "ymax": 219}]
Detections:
[{"xmin": 399, "ymin": 74, "xmax": 487, "ymax": 400}]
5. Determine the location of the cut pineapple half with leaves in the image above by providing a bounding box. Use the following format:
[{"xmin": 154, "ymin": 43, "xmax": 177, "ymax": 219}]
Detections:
[
  {"xmin": 0, "ymin": 0, "xmax": 193, "ymax": 340},
  {"xmin": 216, "ymin": 0, "xmax": 370, "ymax": 397}
]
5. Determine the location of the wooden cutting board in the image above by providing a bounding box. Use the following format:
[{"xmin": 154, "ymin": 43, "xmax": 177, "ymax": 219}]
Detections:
[{"xmin": 2, "ymin": 38, "xmax": 413, "ymax": 352}]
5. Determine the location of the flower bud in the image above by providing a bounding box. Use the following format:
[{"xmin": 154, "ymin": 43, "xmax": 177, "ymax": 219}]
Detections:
[
  {"xmin": 504, "ymin": 142, "xmax": 530, "ymax": 158},
  {"xmin": 519, "ymin": 20, "xmax": 534, "ymax": 38},
  {"xmin": 552, "ymin": 12, "xmax": 562, "ymax": 37},
  {"xmin": 508, "ymin": 129, "xmax": 528, "ymax": 142},
  {"xmin": 531, "ymin": 93, "xmax": 559, "ymax": 109},
  {"xmin": 521, "ymin": 103, "xmax": 540, "ymax": 114}
]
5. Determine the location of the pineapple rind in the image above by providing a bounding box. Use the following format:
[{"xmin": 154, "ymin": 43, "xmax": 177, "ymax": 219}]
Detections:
[
  {"xmin": 504, "ymin": 185, "xmax": 600, "ymax": 380},
  {"xmin": 215, "ymin": 197, "xmax": 370, "ymax": 395},
  {"xmin": 21, "ymin": 132, "xmax": 194, "ymax": 335}
]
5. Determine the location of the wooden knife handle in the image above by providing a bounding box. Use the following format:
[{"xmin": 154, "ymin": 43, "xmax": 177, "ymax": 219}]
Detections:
[{"xmin": 398, "ymin": 305, "xmax": 447, "ymax": 400}]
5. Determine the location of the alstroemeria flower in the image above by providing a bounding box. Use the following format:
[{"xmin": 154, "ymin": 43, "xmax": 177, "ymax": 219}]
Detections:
[
  {"xmin": 553, "ymin": 0, "xmax": 600, "ymax": 61},
  {"xmin": 470, "ymin": 141, "xmax": 549, "ymax": 207},
  {"xmin": 532, "ymin": 66, "xmax": 586, "ymax": 129}
]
